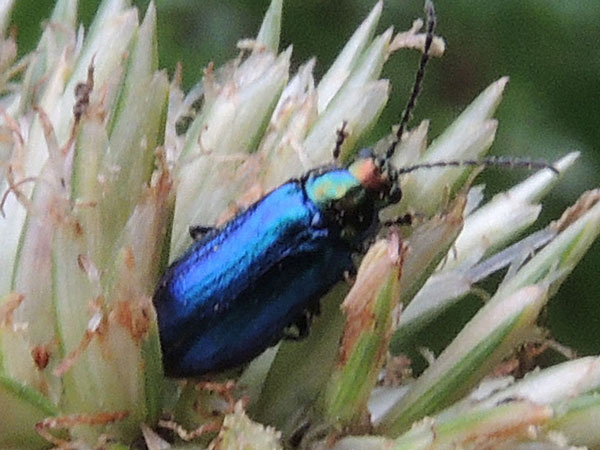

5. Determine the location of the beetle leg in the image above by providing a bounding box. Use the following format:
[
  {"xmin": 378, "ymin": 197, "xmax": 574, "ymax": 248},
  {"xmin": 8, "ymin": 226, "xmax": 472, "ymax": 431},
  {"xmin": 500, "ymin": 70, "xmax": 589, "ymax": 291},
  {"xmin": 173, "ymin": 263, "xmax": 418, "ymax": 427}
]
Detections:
[
  {"xmin": 344, "ymin": 267, "xmax": 357, "ymax": 285},
  {"xmin": 283, "ymin": 300, "xmax": 322, "ymax": 341},
  {"xmin": 382, "ymin": 212, "xmax": 426, "ymax": 227},
  {"xmin": 383, "ymin": 213, "xmax": 413, "ymax": 227},
  {"xmin": 189, "ymin": 225, "xmax": 217, "ymax": 241},
  {"xmin": 283, "ymin": 313, "xmax": 310, "ymax": 340},
  {"xmin": 333, "ymin": 120, "xmax": 348, "ymax": 160}
]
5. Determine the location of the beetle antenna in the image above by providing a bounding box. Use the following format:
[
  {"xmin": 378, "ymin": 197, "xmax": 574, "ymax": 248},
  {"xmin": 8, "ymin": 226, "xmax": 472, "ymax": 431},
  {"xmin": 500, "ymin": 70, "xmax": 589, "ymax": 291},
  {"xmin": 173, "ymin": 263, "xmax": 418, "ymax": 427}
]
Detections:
[
  {"xmin": 333, "ymin": 121, "xmax": 349, "ymax": 161},
  {"xmin": 386, "ymin": 0, "xmax": 437, "ymax": 161},
  {"xmin": 396, "ymin": 156, "xmax": 560, "ymax": 175}
]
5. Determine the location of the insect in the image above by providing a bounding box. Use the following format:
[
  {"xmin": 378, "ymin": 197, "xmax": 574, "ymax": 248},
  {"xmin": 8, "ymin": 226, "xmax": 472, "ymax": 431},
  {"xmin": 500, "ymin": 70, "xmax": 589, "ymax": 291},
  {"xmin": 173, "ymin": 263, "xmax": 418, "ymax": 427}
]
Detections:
[{"xmin": 153, "ymin": 2, "xmax": 556, "ymax": 377}]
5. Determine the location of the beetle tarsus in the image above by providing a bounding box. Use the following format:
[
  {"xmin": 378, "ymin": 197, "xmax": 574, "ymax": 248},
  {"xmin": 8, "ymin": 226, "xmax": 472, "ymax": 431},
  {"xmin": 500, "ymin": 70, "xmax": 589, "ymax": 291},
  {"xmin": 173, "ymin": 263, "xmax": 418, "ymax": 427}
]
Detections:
[
  {"xmin": 333, "ymin": 120, "xmax": 349, "ymax": 161},
  {"xmin": 383, "ymin": 213, "xmax": 414, "ymax": 227},
  {"xmin": 189, "ymin": 225, "xmax": 217, "ymax": 241}
]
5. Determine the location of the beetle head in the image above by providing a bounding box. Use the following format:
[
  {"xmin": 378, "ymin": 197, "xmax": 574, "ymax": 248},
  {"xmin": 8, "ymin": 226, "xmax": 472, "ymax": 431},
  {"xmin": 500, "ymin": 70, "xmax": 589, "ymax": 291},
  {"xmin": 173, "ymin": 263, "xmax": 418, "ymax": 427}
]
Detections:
[{"xmin": 348, "ymin": 149, "xmax": 402, "ymax": 207}]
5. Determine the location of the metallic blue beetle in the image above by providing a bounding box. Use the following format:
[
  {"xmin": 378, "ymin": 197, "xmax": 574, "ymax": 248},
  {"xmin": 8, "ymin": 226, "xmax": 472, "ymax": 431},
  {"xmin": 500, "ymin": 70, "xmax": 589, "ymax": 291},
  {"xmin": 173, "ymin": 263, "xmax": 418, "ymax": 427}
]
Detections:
[
  {"xmin": 152, "ymin": 1, "xmax": 557, "ymax": 377},
  {"xmin": 154, "ymin": 155, "xmax": 401, "ymax": 376},
  {"xmin": 154, "ymin": 1, "xmax": 438, "ymax": 377}
]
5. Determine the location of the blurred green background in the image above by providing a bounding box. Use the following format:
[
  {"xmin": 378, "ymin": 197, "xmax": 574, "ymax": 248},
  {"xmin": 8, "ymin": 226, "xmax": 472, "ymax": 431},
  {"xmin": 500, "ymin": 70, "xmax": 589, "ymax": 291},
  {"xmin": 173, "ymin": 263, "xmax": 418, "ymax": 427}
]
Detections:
[{"xmin": 11, "ymin": 1, "xmax": 599, "ymax": 356}]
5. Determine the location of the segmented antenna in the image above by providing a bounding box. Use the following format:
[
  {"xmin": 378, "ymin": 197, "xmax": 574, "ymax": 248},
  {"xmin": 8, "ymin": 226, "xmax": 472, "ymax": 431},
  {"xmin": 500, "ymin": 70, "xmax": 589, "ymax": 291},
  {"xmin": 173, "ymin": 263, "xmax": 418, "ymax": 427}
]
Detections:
[
  {"xmin": 386, "ymin": 0, "xmax": 437, "ymax": 160},
  {"xmin": 333, "ymin": 121, "xmax": 348, "ymax": 161},
  {"xmin": 396, "ymin": 156, "xmax": 560, "ymax": 175}
]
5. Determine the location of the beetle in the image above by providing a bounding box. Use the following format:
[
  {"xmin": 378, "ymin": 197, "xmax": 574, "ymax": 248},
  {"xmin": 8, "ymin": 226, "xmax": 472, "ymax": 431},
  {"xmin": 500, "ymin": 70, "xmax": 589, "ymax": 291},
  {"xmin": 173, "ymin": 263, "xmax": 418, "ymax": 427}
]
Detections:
[
  {"xmin": 153, "ymin": 3, "xmax": 556, "ymax": 377},
  {"xmin": 155, "ymin": 150, "xmax": 404, "ymax": 376}
]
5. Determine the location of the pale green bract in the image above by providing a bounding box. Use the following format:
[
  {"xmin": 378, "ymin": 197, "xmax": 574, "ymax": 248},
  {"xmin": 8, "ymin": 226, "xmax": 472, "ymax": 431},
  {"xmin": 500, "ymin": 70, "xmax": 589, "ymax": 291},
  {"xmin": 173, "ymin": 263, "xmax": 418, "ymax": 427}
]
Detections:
[{"xmin": 0, "ymin": 0, "xmax": 597, "ymax": 448}]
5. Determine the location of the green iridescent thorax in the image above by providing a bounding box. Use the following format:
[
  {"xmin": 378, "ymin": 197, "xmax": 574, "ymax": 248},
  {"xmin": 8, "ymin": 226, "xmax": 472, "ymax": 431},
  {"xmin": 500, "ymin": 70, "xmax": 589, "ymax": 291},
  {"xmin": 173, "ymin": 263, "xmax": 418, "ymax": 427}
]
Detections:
[
  {"xmin": 304, "ymin": 159, "xmax": 384, "ymax": 242},
  {"xmin": 304, "ymin": 169, "xmax": 363, "ymax": 208}
]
